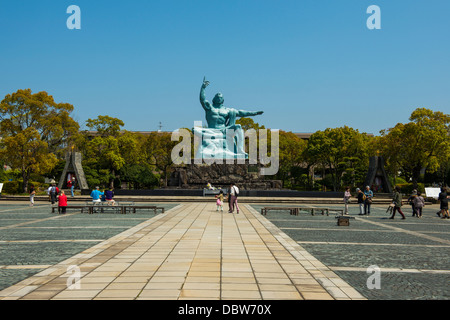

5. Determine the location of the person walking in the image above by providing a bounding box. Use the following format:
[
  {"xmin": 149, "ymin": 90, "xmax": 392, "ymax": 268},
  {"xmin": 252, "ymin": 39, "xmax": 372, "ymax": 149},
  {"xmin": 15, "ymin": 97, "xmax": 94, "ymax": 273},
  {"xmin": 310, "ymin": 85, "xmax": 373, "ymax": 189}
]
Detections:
[
  {"xmin": 47, "ymin": 183, "xmax": 59, "ymax": 205},
  {"xmin": 363, "ymin": 186, "xmax": 373, "ymax": 215},
  {"xmin": 408, "ymin": 190, "xmax": 417, "ymax": 217},
  {"xmin": 215, "ymin": 190, "xmax": 224, "ymax": 212},
  {"xmin": 413, "ymin": 191, "xmax": 425, "ymax": 218},
  {"xmin": 343, "ymin": 187, "xmax": 351, "ymax": 215},
  {"xmin": 58, "ymin": 190, "xmax": 68, "ymax": 214},
  {"xmin": 229, "ymin": 183, "xmax": 240, "ymax": 214},
  {"xmin": 356, "ymin": 188, "xmax": 365, "ymax": 215},
  {"xmin": 227, "ymin": 185, "xmax": 233, "ymax": 213},
  {"xmin": 438, "ymin": 187, "xmax": 449, "ymax": 219},
  {"xmin": 390, "ymin": 186, "xmax": 405, "ymax": 219},
  {"xmin": 29, "ymin": 184, "xmax": 36, "ymax": 207}
]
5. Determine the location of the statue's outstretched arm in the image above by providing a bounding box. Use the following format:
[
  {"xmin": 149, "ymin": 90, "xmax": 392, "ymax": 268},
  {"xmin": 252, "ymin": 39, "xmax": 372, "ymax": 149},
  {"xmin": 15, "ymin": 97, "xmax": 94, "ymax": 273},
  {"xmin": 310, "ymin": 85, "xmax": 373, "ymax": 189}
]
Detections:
[{"xmin": 200, "ymin": 77, "xmax": 212, "ymax": 111}]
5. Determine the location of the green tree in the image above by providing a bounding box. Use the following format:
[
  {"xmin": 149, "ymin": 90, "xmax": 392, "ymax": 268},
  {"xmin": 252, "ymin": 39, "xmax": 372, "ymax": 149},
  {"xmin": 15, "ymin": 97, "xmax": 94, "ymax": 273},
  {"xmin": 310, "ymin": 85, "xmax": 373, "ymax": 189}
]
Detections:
[
  {"xmin": 80, "ymin": 115, "xmax": 140, "ymax": 189},
  {"xmin": 276, "ymin": 131, "xmax": 307, "ymax": 187},
  {"xmin": 235, "ymin": 117, "xmax": 267, "ymax": 157},
  {"xmin": 236, "ymin": 117, "xmax": 265, "ymax": 131},
  {"xmin": 86, "ymin": 115, "xmax": 124, "ymax": 137},
  {"xmin": 306, "ymin": 126, "xmax": 372, "ymax": 191},
  {"xmin": 379, "ymin": 108, "xmax": 450, "ymax": 188},
  {"xmin": 119, "ymin": 164, "xmax": 159, "ymax": 189},
  {"xmin": 143, "ymin": 132, "xmax": 178, "ymax": 187},
  {"xmin": 0, "ymin": 89, "xmax": 79, "ymax": 192}
]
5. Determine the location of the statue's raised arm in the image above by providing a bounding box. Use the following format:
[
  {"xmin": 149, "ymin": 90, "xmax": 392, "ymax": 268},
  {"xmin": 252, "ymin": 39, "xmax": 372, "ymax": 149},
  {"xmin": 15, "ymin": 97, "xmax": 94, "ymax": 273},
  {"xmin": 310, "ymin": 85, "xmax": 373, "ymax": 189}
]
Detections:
[{"xmin": 200, "ymin": 77, "xmax": 212, "ymax": 111}]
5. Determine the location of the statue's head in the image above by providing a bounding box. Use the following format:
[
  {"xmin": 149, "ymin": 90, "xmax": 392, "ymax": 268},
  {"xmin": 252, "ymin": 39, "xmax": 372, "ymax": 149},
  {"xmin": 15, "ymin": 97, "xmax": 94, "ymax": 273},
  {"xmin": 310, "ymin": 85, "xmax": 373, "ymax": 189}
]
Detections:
[{"xmin": 212, "ymin": 93, "xmax": 224, "ymax": 107}]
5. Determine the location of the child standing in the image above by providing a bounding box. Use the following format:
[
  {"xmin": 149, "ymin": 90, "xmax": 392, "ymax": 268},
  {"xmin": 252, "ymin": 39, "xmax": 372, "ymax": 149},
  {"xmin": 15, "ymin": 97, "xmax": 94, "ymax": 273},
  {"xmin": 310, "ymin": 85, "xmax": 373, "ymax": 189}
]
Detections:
[
  {"xmin": 58, "ymin": 190, "xmax": 68, "ymax": 214},
  {"xmin": 215, "ymin": 190, "xmax": 224, "ymax": 212}
]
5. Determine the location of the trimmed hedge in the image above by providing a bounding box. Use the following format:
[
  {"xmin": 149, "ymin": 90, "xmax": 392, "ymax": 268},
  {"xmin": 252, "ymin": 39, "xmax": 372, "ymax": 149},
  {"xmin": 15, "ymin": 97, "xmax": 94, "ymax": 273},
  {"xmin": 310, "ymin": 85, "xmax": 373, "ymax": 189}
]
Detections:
[
  {"xmin": 1, "ymin": 181, "xmax": 47, "ymax": 194},
  {"xmin": 1, "ymin": 181, "xmax": 21, "ymax": 194},
  {"xmin": 395, "ymin": 183, "xmax": 425, "ymax": 195}
]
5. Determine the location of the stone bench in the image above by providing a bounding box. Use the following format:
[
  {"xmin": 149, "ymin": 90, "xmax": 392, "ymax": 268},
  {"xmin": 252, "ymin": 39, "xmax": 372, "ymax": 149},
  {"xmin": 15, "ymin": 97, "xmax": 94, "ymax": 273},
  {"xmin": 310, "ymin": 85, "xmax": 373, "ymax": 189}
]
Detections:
[
  {"xmin": 83, "ymin": 201, "xmax": 135, "ymax": 214},
  {"xmin": 51, "ymin": 205, "xmax": 90, "ymax": 214},
  {"xmin": 260, "ymin": 207, "xmax": 298, "ymax": 216},
  {"xmin": 261, "ymin": 206, "xmax": 345, "ymax": 216},
  {"xmin": 124, "ymin": 206, "xmax": 165, "ymax": 214}
]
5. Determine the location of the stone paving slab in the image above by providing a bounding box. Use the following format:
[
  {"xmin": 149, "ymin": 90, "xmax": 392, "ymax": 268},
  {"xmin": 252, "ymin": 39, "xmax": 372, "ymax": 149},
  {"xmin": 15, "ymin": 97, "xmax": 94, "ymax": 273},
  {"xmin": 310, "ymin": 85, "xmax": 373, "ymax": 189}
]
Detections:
[{"xmin": 0, "ymin": 202, "xmax": 365, "ymax": 300}]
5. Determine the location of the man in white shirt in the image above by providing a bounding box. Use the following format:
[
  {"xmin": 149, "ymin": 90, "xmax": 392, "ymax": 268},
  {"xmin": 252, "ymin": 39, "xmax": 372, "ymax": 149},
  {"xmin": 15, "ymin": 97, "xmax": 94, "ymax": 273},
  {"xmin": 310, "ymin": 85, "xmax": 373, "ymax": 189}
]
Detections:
[
  {"xmin": 47, "ymin": 183, "xmax": 59, "ymax": 204},
  {"xmin": 229, "ymin": 183, "xmax": 240, "ymax": 214}
]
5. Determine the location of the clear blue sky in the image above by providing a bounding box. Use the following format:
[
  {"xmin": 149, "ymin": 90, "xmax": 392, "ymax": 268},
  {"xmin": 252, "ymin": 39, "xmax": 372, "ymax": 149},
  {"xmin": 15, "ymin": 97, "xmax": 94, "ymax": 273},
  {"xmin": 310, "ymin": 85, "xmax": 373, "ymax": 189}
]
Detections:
[{"xmin": 1, "ymin": 0, "xmax": 449, "ymax": 135}]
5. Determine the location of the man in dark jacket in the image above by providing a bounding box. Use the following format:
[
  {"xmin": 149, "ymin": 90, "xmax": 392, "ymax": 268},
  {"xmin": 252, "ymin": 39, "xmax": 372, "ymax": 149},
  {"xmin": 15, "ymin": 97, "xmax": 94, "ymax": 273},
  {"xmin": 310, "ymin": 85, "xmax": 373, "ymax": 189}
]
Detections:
[
  {"xmin": 390, "ymin": 186, "xmax": 405, "ymax": 219},
  {"xmin": 357, "ymin": 188, "xmax": 365, "ymax": 215},
  {"xmin": 438, "ymin": 187, "xmax": 449, "ymax": 219}
]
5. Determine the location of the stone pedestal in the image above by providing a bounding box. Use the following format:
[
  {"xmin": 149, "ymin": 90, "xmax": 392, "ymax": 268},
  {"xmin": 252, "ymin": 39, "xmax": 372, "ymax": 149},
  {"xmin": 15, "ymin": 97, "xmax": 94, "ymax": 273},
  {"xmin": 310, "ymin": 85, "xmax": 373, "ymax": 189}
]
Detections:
[
  {"xmin": 168, "ymin": 162, "xmax": 282, "ymax": 190},
  {"xmin": 193, "ymin": 127, "xmax": 248, "ymax": 160}
]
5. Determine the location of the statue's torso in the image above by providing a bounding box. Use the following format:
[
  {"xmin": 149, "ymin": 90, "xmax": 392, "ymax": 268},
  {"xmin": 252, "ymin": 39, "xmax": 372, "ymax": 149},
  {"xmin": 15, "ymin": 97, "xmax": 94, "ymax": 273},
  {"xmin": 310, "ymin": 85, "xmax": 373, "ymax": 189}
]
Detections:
[{"xmin": 206, "ymin": 106, "xmax": 231, "ymax": 129}]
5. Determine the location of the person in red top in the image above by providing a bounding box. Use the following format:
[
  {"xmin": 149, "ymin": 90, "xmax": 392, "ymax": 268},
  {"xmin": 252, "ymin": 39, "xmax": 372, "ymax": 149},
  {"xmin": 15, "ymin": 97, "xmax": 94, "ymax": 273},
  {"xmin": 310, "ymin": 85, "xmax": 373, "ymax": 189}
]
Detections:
[{"xmin": 58, "ymin": 190, "xmax": 68, "ymax": 214}]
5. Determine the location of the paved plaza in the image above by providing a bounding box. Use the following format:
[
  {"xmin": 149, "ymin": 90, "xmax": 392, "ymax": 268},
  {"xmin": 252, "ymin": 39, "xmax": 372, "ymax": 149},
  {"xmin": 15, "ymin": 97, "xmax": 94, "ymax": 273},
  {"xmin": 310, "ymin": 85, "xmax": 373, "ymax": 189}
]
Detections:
[
  {"xmin": 253, "ymin": 203, "xmax": 450, "ymax": 300},
  {"xmin": 0, "ymin": 200, "xmax": 448, "ymax": 300}
]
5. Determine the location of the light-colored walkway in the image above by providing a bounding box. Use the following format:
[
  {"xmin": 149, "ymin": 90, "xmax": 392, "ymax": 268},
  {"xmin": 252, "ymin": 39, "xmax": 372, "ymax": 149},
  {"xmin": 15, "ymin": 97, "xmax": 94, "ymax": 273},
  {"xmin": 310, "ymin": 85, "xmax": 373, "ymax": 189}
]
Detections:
[{"xmin": 0, "ymin": 203, "xmax": 365, "ymax": 300}]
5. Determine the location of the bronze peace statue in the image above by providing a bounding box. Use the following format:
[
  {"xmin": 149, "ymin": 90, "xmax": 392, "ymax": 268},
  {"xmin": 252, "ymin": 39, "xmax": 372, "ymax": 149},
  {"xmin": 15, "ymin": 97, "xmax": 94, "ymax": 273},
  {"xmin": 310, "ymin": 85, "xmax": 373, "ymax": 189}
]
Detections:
[{"xmin": 195, "ymin": 77, "xmax": 264, "ymax": 159}]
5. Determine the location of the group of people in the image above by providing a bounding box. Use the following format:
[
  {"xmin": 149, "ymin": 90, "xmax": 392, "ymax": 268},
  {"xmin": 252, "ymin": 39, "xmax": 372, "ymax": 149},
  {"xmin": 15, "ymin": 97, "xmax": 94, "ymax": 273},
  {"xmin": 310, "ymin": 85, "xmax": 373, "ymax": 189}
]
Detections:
[
  {"xmin": 29, "ymin": 177, "xmax": 77, "ymax": 207},
  {"xmin": 348, "ymin": 185, "xmax": 374, "ymax": 216},
  {"xmin": 33, "ymin": 178, "xmax": 450, "ymax": 220},
  {"xmin": 29, "ymin": 178, "xmax": 116, "ymax": 213},
  {"xmin": 406, "ymin": 189, "xmax": 426, "ymax": 218},
  {"xmin": 44, "ymin": 183, "xmax": 68, "ymax": 214},
  {"xmin": 38, "ymin": 180, "xmax": 116, "ymax": 214},
  {"xmin": 214, "ymin": 183, "xmax": 240, "ymax": 214},
  {"xmin": 344, "ymin": 185, "xmax": 449, "ymax": 219},
  {"xmin": 90, "ymin": 186, "xmax": 116, "ymax": 205}
]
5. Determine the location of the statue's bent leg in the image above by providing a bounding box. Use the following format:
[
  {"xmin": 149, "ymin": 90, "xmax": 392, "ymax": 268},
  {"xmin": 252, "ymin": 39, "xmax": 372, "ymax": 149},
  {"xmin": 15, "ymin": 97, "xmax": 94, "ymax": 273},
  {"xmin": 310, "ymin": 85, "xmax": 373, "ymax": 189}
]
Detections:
[
  {"xmin": 235, "ymin": 128, "xmax": 246, "ymax": 154},
  {"xmin": 226, "ymin": 125, "xmax": 247, "ymax": 156}
]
